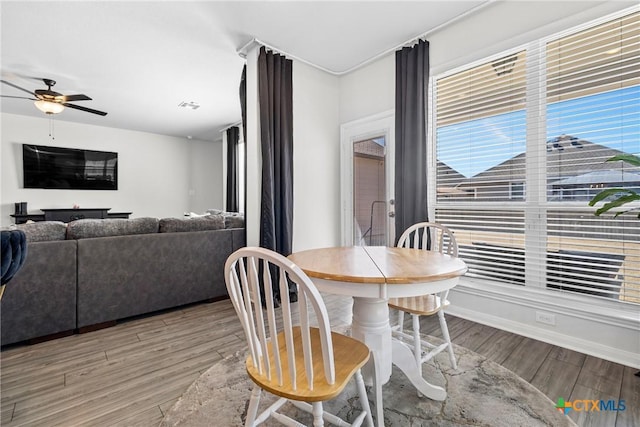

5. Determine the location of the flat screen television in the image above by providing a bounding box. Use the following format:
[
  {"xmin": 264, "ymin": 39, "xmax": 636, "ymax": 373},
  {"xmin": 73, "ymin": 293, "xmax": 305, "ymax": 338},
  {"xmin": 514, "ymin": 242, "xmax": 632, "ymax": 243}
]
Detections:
[{"xmin": 23, "ymin": 144, "xmax": 118, "ymax": 190}]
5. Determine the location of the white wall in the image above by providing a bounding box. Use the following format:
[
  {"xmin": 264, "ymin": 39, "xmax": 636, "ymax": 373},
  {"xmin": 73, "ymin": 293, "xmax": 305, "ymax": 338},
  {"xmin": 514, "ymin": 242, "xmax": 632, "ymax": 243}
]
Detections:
[
  {"xmin": 1, "ymin": 113, "xmax": 222, "ymax": 226},
  {"xmin": 188, "ymin": 137, "xmax": 224, "ymax": 214},
  {"xmin": 292, "ymin": 61, "xmax": 341, "ymax": 251},
  {"xmin": 339, "ymin": 54, "xmax": 394, "ymax": 124},
  {"xmin": 245, "ymin": 47, "xmax": 261, "ymax": 247}
]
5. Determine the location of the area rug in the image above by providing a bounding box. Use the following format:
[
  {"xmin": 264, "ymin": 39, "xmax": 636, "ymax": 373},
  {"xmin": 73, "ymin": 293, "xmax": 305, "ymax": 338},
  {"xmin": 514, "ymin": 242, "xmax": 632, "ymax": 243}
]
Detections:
[{"xmin": 160, "ymin": 337, "xmax": 576, "ymax": 427}]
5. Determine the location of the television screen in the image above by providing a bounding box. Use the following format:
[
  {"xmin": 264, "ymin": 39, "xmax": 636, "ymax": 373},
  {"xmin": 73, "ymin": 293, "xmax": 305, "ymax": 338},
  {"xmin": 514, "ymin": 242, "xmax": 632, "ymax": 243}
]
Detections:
[{"xmin": 23, "ymin": 144, "xmax": 118, "ymax": 190}]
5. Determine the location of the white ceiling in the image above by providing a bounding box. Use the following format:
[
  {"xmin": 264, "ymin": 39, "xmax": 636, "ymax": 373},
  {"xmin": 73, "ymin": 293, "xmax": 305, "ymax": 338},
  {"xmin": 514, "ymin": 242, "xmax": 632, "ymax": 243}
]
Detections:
[{"xmin": 1, "ymin": 1, "xmax": 486, "ymax": 141}]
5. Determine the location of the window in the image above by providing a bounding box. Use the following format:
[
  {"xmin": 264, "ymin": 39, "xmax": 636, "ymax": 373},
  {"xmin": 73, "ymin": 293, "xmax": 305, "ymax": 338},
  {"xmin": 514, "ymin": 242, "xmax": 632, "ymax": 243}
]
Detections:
[
  {"xmin": 434, "ymin": 8, "xmax": 640, "ymax": 305},
  {"xmin": 510, "ymin": 182, "xmax": 525, "ymax": 200}
]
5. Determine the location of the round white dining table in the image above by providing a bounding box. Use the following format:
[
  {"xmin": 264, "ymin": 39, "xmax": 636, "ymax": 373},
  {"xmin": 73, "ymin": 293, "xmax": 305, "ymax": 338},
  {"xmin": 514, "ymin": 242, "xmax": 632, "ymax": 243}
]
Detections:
[{"xmin": 288, "ymin": 245, "xmax": 467, "ymax": 422}]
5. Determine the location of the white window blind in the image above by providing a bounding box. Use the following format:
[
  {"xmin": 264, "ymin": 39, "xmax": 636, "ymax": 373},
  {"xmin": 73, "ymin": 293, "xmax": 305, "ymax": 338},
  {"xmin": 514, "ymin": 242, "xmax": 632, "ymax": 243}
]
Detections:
[{"xmin": 434, "ymin": 8, "xmax": 640, "ymax": 304}]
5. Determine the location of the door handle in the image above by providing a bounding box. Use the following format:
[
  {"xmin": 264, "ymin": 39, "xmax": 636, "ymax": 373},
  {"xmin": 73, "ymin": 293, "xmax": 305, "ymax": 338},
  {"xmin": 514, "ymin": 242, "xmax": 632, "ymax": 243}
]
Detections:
[{"xmin": 388, "ymin": 211, "xmax": 395, "ymax": 218}]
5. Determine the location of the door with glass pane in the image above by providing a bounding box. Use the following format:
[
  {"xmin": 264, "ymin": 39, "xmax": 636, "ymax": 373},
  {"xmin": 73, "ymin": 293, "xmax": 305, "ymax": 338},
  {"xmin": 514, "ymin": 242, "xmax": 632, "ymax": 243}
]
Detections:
[
  {"xmin": 353, "ymin": 136, "xmax": 388, "ymax": 245},
  {"xmin": 340, "ymin": 112, "xmax": 395, "ymax": 246}
]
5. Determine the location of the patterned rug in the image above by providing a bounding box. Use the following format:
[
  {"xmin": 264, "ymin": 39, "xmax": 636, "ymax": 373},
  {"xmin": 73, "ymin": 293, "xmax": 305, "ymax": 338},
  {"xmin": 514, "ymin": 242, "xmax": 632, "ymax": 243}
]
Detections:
[{"xmin": 160, "ymin": 337, "xmax": 577, "ymax": 427}]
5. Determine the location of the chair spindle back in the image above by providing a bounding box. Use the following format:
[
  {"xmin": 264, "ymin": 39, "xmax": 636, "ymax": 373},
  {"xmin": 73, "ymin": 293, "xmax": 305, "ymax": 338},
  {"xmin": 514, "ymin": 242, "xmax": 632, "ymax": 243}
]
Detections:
[
  {"xmin": 397, "ymin": 222, "xmax": 458, "ymax": 256},
  {"xmin": 225, "ymin": 247, "xmax": 336, "ymax": 390}
]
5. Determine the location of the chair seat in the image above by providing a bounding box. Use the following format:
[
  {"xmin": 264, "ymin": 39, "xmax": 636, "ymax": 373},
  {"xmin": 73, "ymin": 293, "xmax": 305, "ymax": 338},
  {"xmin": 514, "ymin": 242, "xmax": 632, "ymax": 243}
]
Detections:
[
  {"xmin": 388, "ymin": 294, "xmax": 449, "ymax": 316},
  {"xmin": 246, "ymin": 326, "xmax": 370, "ymax": 402}
]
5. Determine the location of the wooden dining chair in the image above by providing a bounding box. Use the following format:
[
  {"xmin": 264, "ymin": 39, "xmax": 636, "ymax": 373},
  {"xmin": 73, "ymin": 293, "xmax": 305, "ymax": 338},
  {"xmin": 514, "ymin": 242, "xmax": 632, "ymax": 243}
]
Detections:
[
  {"xmin": 225, "ymin": 247, "xmax": 375, "ymax": 427},
  {"xmin": 387, "ymin": 222, "xmax": 458, "ymax": 370}
]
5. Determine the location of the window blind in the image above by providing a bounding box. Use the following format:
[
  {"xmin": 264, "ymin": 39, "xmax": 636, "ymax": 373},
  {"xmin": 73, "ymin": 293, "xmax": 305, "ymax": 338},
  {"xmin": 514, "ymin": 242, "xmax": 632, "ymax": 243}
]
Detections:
[{"xmin": 434, "ymin": 8, "xmax": 640, "ymax": 304}]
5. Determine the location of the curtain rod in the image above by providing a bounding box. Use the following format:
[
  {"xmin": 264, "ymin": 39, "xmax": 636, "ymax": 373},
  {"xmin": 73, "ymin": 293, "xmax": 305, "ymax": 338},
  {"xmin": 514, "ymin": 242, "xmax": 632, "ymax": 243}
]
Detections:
[{"xmin": 236, "ymin": 0, "xmax": 496, "ymax": 76}]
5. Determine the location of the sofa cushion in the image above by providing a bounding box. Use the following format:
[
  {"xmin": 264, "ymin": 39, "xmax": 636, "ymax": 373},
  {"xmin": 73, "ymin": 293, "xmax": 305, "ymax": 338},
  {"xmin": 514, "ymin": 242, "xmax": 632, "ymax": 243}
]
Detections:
[
  {"xmin": 159, "ymin": 216, "xmax": 224, "ymax": 233},
  {"xmin": 16, "ymin": 221, "xmax": 68, "ymax": 242},
  {"xmin": 223, "ymin": 212, "xmax": 244, "ymax": 229},
  {"xmin": 67, "ymin": 217, "xmax": 159, "ymax": 239},
  {"xmin": 205, "ymin": 209, "xmax": 244, "ymax": 229}
]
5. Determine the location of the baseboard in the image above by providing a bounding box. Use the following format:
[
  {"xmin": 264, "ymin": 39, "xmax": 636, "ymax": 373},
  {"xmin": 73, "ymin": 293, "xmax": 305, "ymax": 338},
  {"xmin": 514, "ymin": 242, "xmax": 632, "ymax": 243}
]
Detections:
[{"xmin": 446, "ymin": 280, "xmax": 640, "ymax": 369}]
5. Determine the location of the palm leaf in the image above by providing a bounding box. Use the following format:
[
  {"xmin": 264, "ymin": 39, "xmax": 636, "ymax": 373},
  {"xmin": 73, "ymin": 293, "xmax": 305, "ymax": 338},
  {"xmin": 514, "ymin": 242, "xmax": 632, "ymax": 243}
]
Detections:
[
  {"xmin": 588, "ymin": 188, "xmax": 635, "ymax": 206},
  {"xmin": 606, "ymin": 153, "xmax": 640, "ymax": 167},
  {"xmin": 589, "ymin": 154, "xmax": 640, "ymax": 218},
  {"xmin": 594, "ymin": 193, "xmax": 640, "ymax": 216}
]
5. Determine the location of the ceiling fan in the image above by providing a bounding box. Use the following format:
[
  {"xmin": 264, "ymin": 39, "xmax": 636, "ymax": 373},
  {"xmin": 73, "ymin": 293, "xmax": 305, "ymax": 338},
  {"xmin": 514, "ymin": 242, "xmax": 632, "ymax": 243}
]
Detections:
[{"xmin": 0, "ymin": 78, "xmax": 108, "ymax": 116}]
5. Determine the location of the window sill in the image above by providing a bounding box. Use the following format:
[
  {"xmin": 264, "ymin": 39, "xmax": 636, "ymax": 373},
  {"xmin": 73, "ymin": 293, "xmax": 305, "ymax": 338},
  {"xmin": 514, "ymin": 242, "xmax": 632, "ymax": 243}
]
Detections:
[
  {"xmin": 447, "ymin": 276, "xmax": 640, "ymax": 368},
  {"xmin": 455, "ymin": 276, "xmax": 640, "ymax": 330}
]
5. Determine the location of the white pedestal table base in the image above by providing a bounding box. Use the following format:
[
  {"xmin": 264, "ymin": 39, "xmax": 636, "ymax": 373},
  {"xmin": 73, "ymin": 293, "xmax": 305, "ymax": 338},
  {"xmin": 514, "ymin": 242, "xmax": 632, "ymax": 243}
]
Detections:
[{"xmin": 350, "ymin": 296, "xmax": 447, "ymax": 426}]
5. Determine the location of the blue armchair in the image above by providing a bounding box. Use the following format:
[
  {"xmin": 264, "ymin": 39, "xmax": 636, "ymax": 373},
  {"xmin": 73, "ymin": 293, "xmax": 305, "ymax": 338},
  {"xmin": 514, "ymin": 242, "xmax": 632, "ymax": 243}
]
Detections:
[{"xmin": 1, "ymin": 230, "xmax": 28, "ymax": 298}]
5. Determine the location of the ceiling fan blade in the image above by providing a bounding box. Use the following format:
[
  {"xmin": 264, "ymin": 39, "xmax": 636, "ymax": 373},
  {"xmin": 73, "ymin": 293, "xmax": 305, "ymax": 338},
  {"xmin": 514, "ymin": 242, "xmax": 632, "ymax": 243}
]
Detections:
[
  {"xmin": 1, "ymin": 95, "xmax": 36, "ymax": 100},
  {"xmin": 1, "ymin": 79, "xmax": 36, "ymax": 96},
  {"xmin": 63, "ymin": 94, "xmax": 92, "ymax": 102},
  {"xmin": 63, "ymin": 102, "xmax": 108, "ymax": 116}
]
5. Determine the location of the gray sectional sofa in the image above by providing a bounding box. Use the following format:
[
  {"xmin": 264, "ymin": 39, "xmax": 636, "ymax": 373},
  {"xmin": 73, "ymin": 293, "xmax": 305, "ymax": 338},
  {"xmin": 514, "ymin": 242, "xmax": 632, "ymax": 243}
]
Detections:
[{"xmin": 1, "ymin": 215, "xmax": 245, "ymax": 346}]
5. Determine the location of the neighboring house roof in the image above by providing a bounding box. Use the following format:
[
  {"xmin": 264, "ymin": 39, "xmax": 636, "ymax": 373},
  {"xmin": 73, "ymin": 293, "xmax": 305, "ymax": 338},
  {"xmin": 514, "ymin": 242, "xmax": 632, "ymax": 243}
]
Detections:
[
  {"xmin": 436, "ymin": 161, "xmax": 469, "ymax": 194},
  {"xmin": 436, "ymin": 161, "xmax": 466, "ymax": 180},
  {"xmin": 354, "ymin": 139, "xmax": 385, "ymax": 158},
  {"xmin": 437, "ymin": 135, "xmax": 638, "ymax": 198},
  {"xmin": 551, "ymin": 170, "xmax": 640, "ymax": 186},
  {"xmin": 465, "ymin": 135, "xmax": 628, "ymax": 184}
]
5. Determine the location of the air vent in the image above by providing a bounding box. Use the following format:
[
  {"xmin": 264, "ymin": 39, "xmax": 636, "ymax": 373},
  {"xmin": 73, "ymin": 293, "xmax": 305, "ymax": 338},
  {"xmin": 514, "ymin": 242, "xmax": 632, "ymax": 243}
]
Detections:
[{"xmin": 178, "ymin": 101, "xmax": 200, "ymax": 110}]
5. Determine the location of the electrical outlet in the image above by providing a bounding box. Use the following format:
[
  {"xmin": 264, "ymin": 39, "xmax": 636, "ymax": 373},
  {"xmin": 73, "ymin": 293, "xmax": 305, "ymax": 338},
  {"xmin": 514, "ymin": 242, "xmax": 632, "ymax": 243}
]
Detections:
[{"xmin": 535, "ymin": 311, "xmax": 556, "ymax": 326}]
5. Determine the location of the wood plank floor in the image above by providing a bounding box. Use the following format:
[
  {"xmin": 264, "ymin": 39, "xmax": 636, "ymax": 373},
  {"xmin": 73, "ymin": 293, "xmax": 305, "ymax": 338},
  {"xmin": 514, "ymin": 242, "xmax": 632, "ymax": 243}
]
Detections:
[{"xmin": 1, "ymin": 294, "xmax": 637, "ymax": 426}]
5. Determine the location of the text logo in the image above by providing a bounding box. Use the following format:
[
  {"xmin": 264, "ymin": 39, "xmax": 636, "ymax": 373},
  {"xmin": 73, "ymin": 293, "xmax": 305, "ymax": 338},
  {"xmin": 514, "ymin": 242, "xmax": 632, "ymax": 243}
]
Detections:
[{"xmin": 556, "ymin": 398, "xmax": 626, "ymax": 415}]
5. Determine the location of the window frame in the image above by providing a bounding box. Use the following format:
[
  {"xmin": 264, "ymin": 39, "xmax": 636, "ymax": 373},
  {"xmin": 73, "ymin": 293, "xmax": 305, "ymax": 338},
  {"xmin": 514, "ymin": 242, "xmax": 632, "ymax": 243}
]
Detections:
[{"xmin": 429, "ymin": 5, "xmax": 640, "ymax": 303}]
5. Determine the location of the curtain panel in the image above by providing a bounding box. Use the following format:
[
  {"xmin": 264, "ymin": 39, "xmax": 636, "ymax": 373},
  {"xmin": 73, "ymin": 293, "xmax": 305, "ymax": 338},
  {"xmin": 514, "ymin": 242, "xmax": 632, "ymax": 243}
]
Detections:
[
  {"xmin": 239, "ymin": 65, "xmax": 247, "ymax": 215},
  {"xmin": 258, "ymin": 47, "xmax": 294, "ymax": 257},
  {"xmin": 239, "ymin": 65, "xmax": 247, "ymax": 152},
  {"xmin": 395, "ymin": 40, "xmax": 430, "ymax": 243},
  {"xmin": 225, "ymin": 126, "xmax": 239, "ymax": 212}
]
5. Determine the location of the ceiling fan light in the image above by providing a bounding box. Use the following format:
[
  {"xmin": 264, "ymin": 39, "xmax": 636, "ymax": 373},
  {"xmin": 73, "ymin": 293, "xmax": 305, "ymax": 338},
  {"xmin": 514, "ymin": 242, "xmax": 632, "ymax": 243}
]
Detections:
[{"xmin": 34, "ymin": 100, "xmax": 65, "ymax": 115}]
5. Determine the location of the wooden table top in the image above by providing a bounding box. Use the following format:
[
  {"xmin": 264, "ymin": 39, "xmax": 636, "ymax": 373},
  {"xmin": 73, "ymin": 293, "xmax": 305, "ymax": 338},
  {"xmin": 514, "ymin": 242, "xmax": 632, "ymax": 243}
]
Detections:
[{"xmin": 288, "ymin": 246, "xmax": 467, "ymax": 285}]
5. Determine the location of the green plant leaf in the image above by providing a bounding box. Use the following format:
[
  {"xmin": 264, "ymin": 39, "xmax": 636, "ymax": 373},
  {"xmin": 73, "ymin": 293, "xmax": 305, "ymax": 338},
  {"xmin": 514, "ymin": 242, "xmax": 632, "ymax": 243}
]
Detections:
[
  {"xmin": 605, "ymin": 153, "xmax": 640, "ymax": 167},
  {"xmin": 589, "ymin": 153, "xmax": 640, "ymax": 218},
  {"xmin": 588, "ymin": 188, "xmax": 634, "ymax": 206},
  {"xmin": 594, "ymin": 193, "xmax": 640, "ymax": 216}
]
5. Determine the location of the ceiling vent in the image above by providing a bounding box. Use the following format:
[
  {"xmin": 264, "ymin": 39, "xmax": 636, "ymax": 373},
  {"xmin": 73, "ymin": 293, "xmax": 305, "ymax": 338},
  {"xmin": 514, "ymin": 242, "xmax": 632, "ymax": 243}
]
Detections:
[{"xmin": 178, "ymin": 101, "xmax": 200, "ymax": 110}]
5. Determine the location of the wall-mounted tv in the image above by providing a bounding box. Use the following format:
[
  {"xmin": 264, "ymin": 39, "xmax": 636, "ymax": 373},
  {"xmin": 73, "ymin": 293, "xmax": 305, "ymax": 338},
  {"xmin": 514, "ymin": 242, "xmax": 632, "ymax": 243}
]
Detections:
[{"xmin": 23, "ymin": 144, "xmax": 118, "ymax": 190}]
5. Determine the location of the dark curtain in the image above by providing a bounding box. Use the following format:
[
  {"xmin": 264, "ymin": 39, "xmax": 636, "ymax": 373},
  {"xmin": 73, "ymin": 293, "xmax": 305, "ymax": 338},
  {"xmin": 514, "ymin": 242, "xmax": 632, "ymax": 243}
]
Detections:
[
  {"xmin": 238, "ymin": 65, "xmax": 248, "ymax": 244},
  {"xmin": 258, "ymin": 47, "xmax": 293, "ymax": 257},
  {"xmin": 225, "ymin": 126, "xmax": 239, "ymax": 212},
  {"xmin": 239, "ymin": 64, "xmax": 247, "ymax": 166},
  {"xmin": 395, "ymin": 39, "xmax": 430, "ymax": 243}
]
